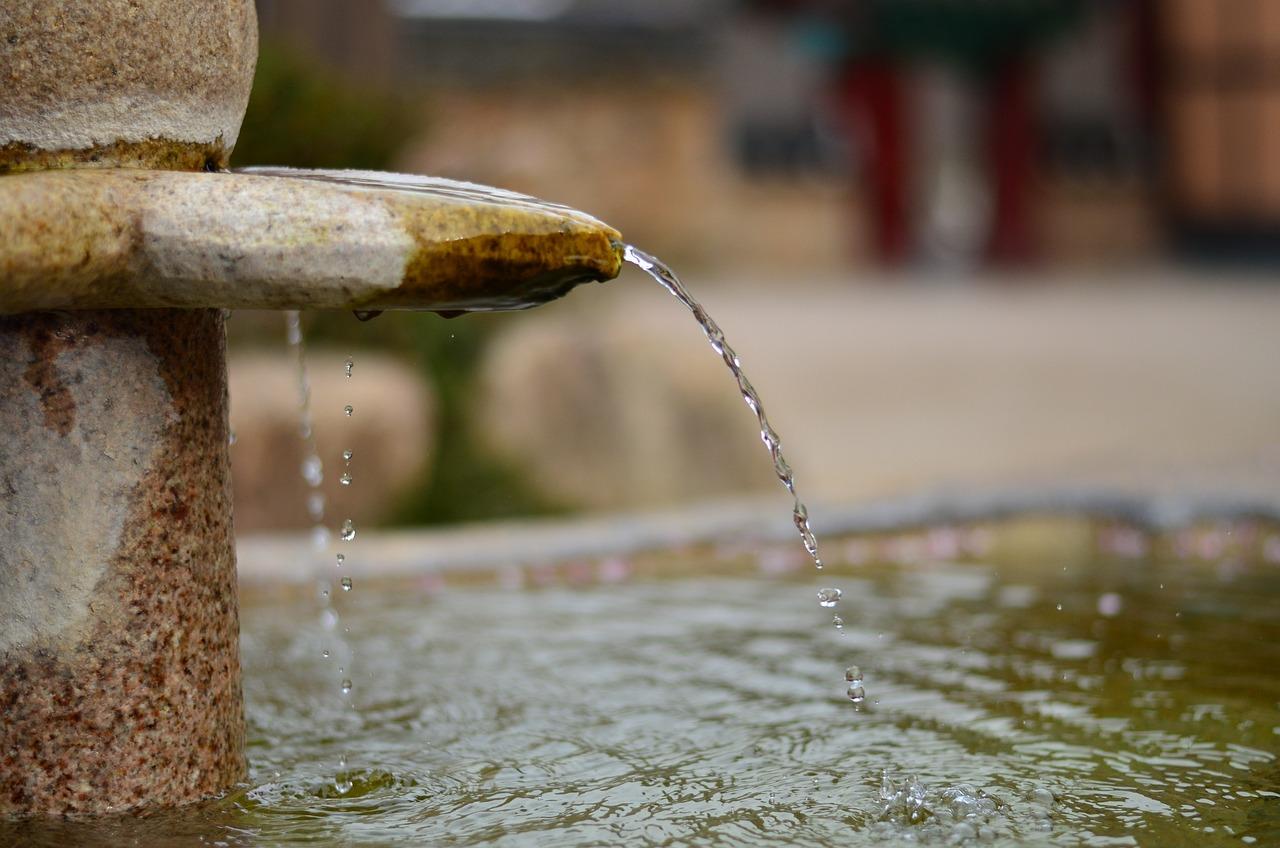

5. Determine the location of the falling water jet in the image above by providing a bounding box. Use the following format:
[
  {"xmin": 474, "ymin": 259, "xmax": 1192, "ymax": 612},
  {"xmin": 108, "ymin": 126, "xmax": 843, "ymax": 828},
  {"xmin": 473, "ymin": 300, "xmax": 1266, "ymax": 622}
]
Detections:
[
  {"xmin": 622, "ymin": 246, "xmax": 859, "ymax": 688},
  {"xmin": 622, "ymin": 246, "xmax": 825, "ymax": 573}
]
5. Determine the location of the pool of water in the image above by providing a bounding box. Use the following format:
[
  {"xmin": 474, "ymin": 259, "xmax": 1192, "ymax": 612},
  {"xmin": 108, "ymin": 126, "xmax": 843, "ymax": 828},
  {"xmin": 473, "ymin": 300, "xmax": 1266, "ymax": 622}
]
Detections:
[{"xmin": 4, "ymin": 537, "xmax": 1278, "ymax": 846}]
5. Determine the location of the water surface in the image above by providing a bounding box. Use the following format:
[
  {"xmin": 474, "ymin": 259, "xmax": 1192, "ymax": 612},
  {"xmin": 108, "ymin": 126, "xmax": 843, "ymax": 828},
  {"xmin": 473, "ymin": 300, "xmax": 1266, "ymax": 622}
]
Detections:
[{"xmin": 5, "ymin": 541, "xmax": 1276, "ymax": 846}]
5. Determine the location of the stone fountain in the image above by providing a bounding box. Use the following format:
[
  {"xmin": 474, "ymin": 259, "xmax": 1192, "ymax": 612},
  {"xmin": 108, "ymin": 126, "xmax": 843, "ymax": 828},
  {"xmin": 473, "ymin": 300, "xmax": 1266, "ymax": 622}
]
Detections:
[{"xmin": 0, "ymin": 0, "xmax": 621, "ymax": 817}]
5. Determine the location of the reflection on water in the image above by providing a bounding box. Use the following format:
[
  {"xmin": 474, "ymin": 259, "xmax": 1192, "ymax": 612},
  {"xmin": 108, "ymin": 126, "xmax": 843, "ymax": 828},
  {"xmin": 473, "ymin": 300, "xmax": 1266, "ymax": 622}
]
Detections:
[{"xmin": 4, "ymin": 543, "xmax": 1278, "ymax": 846}]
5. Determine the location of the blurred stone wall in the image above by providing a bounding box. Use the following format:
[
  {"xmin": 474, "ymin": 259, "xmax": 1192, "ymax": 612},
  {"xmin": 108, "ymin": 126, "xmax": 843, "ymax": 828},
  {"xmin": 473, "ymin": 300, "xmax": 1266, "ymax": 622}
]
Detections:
[
  {"xmin": 475, "ymin": 306, "xmax": 776, "ymax": 511},
  {"xmin": 228, "ymin": 351, "xmax": 433, "ymax": 531}
]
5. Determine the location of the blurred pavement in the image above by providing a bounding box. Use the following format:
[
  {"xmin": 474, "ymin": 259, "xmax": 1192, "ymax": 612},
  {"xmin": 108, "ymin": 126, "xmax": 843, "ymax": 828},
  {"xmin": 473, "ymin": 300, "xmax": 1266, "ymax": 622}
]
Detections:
[{"xmin": 484, "ymin": 267, "xmax": 1280, "ymax": 509}]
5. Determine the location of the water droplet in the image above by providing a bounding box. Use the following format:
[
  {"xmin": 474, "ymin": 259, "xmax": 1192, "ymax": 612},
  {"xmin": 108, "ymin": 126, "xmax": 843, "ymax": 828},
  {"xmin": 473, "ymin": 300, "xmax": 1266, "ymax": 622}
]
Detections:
[
  {"xmin": 340, "ymin": 577, "xmax": 353, "ymax": 592},
  {"xmin": 321, "ymin": 649, "xmax": 330, "ymax": 658},
  {"xmin": 817, "ymin": 587, "xmax": 842, "ymax": 608},
  {"xmin": 301, "ymin": 455, "xmax": 323, "ymax": 487},
  {"xmin": 228, "ymin": 429, "xmax": 237, "ymax": 446},
  {"xmin": 847, "ymin": 684, "xmax": 866, "ymax": 703},
  {"xmin": 343, "ymin": 449, "xmax": 353, "ymax": 462},
  {"xmin": 340, "ymin": 519, "xmax": 356, "ymax": 542},
  {"xmin": 341, "ymin": 679, "xmax": 352, "ymax": 694},
  {"xmin": 344, "ymin": 357, "xmax": 353, "ymax": 378},
  {"xmin": 832, "ymin": 614, "xmax": 844, "ymax": 630},
  {"xmin": 1056, "ymin": 603, "xmax": 1063, "ymax": 611},
  {"xmin": 1028, "ymin": 786, "xmax": 1056, "ymax": 806},
  {"xmin": 1097, "ymin": 592, "xmax": 1123, "ymax": 617},
  {"xmin": 340, "ymin": 472, "xmax": 352, "ymax": 486},
  {"xmin": 336, "ymin": 553, "xmax": 345, "ymax": 568},
  {"xmin": 845, "ymin": 666, "xmax": 863, "ymax": 683},
  {"xmin": 343, "ymin": 404, "xmax": 353, "ymax": 417},
  {"xmin": 307, "ymin": 492, "xmax": 326, "ymax": 522}
]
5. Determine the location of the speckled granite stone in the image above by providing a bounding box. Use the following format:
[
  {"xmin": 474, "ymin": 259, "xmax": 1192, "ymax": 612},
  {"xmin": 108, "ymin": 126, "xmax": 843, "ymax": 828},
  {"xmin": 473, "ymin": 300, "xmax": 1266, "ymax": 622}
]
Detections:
[
  {"xmin": 0, "ymin": 0, "xmax": 257, "ymax": 173},
  {"xmin": 0, "ymin": 309, "xmax": 245, "ymax": 817}
]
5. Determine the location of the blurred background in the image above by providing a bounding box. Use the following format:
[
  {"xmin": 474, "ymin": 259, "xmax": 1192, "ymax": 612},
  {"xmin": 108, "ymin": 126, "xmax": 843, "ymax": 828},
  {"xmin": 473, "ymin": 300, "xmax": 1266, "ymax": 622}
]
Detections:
[{"xmin": 226, "ymin": 0, "xmax": 1280, "ymax": 534}]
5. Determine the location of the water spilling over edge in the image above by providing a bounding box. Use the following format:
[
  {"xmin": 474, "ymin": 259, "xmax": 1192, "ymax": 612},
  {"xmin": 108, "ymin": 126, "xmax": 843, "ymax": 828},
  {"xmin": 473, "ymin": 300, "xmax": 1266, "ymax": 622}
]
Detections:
[
  {"xmin": 622, "ymin": 246, "xmax": 861, "ymax": 694},
  {"xmin": 621, "ymin": 246, "xmax": 824, "ymax": 572}
]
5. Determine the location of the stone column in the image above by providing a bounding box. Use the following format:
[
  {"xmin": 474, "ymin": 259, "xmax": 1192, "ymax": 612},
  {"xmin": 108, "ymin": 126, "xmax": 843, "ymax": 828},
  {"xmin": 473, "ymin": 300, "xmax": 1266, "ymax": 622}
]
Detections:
[
  {"xmin": 1, "ymin": 0, "xmax": 255, "ymax": 815},
  {"xmin": 0, "ymin": 309, "xmax": 245, "ymax": 816}
]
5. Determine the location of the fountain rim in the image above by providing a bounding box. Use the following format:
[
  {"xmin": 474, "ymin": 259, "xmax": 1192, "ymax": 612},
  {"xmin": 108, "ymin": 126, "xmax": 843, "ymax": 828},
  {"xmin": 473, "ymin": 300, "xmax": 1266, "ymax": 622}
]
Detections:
[{"xmin": 236, "ymin": 485, "xmax": 1280, "ymax": 590}]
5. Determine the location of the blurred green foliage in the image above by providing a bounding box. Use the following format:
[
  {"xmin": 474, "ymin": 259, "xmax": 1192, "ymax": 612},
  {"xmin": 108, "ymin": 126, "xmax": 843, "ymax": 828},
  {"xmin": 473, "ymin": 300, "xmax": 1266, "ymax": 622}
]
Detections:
[
  {"xmin": 229, "ymin": 41, "xmax": 564, "ymax": 525},
  {"xmin": 233, "ymin": 40, "xmax": 418, "ymax": 170},
  {"xmin": 305, "ymin": 311, "xmax": 567, "ymax": 526}
]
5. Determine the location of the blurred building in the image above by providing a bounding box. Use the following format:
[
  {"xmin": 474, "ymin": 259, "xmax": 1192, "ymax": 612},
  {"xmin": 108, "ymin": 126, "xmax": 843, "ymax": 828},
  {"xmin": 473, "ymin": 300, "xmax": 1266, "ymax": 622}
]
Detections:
[
  {"xmin": 1162, "ymin": 0, "xmax": 1280, "ymax": 260},
  {"xmin": 253, "ymin": 0, "xmax": 1280, "ymax": 272}
]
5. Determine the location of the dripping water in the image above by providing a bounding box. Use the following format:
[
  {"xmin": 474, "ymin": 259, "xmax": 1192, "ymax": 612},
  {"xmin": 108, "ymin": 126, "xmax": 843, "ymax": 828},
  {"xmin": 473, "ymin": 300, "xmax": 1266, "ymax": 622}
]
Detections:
[
  {"xmin": 332, "ymin": 351, "xmax": 359, "ymax": 795},
  {"xmin": 622, "ymin": 246, "xmax": 858, "ymax": 691},
  {"xmin": 283, "ymin": 310, "xmax": 357, "ymax": 794},
  {"xmin": 284, "ymin": 311, "xmax": 328, "ymax": 551}
]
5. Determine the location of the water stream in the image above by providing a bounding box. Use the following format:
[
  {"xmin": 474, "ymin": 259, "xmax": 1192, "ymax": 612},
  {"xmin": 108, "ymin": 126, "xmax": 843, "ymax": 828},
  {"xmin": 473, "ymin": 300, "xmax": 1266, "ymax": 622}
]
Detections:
[
  {"xmin": 623, "ymin": 247, "xmax": 860, "ymax": 695},
  {"xmin": 622, "ymin": 246, "xmax": 823, "ymax": 573}
]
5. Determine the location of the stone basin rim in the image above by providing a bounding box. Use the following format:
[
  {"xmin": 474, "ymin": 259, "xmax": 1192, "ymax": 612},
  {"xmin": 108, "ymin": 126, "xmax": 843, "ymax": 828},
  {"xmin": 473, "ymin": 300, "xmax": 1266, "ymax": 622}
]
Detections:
[
  {"xmin": 237, "ymin": 486, "xmax": 1280, "ymax": 587},
  {"xmin": 0, "ymin": 167, "xmax": 624, "ymax": 316}
]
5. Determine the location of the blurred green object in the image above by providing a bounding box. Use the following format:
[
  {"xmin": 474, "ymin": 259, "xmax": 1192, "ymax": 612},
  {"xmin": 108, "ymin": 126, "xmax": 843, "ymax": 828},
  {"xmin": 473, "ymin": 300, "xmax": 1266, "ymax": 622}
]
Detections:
[
  {"xmin": 230, "ymin": 43, "xmax": 563, "ymax": 525},
  {"xmin": 233, "ymin": 39, "xmax": 419, "ymax": 169},
  {"xmin": 850, "ymin": 0, "xmax": 1087, "ymax": 69},
  {"xmin": 302, "ymin": 311, "xmax": 567, "ymax": 527}
]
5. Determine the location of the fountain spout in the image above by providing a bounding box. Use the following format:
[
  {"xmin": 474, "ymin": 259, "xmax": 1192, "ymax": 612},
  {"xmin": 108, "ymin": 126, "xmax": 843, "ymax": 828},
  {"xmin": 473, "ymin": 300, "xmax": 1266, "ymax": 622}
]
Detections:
[
  {"xmin": 0, "ymin": 0, "xmax": 621, "ymax": 818},
  {"xmin": 0, "ymin": 167, "xmax": 623, "ymax": 316}
]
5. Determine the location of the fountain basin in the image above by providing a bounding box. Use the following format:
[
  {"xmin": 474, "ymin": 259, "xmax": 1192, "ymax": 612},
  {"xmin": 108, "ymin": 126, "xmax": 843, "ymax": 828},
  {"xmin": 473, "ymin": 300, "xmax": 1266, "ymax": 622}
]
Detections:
[{"xmin": 3, "ymin": 508, "xmax": 1277, "ymax": 845}]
